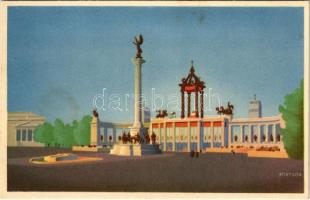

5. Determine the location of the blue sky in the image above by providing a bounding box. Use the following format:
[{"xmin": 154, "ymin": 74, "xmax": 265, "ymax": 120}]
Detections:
[{"xmin": 8, "ymin": 7, "xmax": 304, "ymax": 123}]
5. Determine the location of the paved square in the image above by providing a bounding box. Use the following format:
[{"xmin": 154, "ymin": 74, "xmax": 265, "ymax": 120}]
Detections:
[{"xmin": 7, "ymin": 147, "xmax": 303, "ymax": 192}]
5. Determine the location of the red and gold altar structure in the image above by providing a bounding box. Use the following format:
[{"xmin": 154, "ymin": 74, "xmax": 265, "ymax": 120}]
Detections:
[{"xmin": 179, "ymin": 61, "xmax": 205, "ymax": 118}]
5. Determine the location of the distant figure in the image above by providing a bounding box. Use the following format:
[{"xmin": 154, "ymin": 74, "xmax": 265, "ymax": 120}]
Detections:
[
  {"xmin": 190, "ymin": 150, "xmax": 194, "ymax": 158},
  {"xmin": 195, "ymin": 151, "xmax": 199, "ymax": 158}
]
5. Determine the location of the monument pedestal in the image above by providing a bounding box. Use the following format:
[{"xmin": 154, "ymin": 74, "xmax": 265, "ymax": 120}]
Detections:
[
  {"xmin": 110, "ymin": 143, "xmax": 161, "ymax": 156},
  {"xmin": 130, "ymin": 127, "xmax": 147, "ymax": 137}
]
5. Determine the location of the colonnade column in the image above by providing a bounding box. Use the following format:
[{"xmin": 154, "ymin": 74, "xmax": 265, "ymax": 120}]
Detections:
[
  {"xmin": 240, "ymin": 125, "xmax": 244, "ymax": 143},
  {"xmin": 173, "ymin": 122, "xmax": 176, "ymax": 151},
  {"xmin": 272, "ymin": 124, "xmax": 276, "ymax": 143},
  {"xmin": 163, "ymin": 123, "xmax": 166, "ymax": 151},
  {"xmin": 221, "ymin": 122, "xmax": 225, "ymax": 147},
  {"xmin": 265, "ymin": 125, "xmax": 269, "ymax": 143},
  {"xmin": 197, "ymin": 121, "xmax": 201, "ymax": 152},
  {"xmin": 104, "ymin": 128, "xmax": 108, "ymax": 145},
  {"xmin": 113, "ymin": 128, "xmax": 117, "ymax": 143},
  {"xmin": 228, "ymin": 125, "xmax": 232, "ymax": 147},
  {"xmin": 250, "ymin": 125, "xmax": 253, "ymax": 143},
  {"xmin": 258, "ymin": 125, "xmax": 261, "ymax": 143},
  {"xmin": 158, "ymin": 125, "xmax": 161, "ymax": 145},
  {"xmin": 211, "ymin": 123, "xmax": 214, "ymax": 148},
  {"xmin": 187, "ymin": 122, "xmax": 190, "ymax": 152}
]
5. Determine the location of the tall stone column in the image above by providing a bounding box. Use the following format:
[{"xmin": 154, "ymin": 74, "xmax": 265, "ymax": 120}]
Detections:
[{"xmin": 130, "ymin": 57, "xmax": 145, "ymax": 137}]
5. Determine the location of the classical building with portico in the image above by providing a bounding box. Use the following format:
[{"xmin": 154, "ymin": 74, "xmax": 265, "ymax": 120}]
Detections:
[{"xmin": 150, "ymin": 62, "xmax": 284, "ymax": 152}]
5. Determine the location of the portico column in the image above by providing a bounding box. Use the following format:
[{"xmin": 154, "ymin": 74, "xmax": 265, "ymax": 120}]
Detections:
[
  {"xmin": 187, "ymin": 92, "xmax": 191, "ymax": 117},
  {"xmin": 195, "ymin": 90, "xmax": 199, "ymax": 117},
  {"xmin": 181, "ymin": 90, "xmax": 185, "ymax": 118},
  {"xmin": 187, "ymin": 122, "xmax": 190, "ymax": 152},
  {"xmin": 200, "ymin": 91, "xmax": 204, "ymax": 118}
]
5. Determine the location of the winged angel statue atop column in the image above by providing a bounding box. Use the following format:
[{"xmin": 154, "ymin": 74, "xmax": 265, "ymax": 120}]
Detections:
[{"xmin": 133, "ymin": 34, "xmax": 143, "ymax": 58}]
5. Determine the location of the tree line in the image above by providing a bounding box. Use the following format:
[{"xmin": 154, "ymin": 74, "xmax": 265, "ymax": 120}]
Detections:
[
  {"xmin": 34, "ymin": 115, "xmax": 92, "ymax": 147},
  {"xmin": 279, "ymin": 79, "xmax": 304, "ymax": 160}
]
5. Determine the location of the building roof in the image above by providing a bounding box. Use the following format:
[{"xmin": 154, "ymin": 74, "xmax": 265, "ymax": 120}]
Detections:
[
  {"xmin": 8, "ymin": 112, "xmax": 45, "ymax": 121},
  {"xmin": 230, "ymin": 115, "xmax": 282, "ymax": 124}
]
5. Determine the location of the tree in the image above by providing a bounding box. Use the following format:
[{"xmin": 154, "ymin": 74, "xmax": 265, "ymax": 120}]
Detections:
[
  {"xmin": 34, "ymin": 115, "xmax": 92, "ymax": 148},
  {"xmin": 34, "ymin": 122, "xmax": 54, "ymax": 147},
  {"xmin": 279, "ymin": 80, "xmax": 304, "ymax": 160},
  {"xmin": 62, "ymin": 124, "xmax": 75, "ymax": 147},
  {"xmin": 73, "ymin": 115, "xmax": 92, "ymax": 146},
  {"xmin": 53, "ymin": 119, "xmax": 65, "ymax": 147}
]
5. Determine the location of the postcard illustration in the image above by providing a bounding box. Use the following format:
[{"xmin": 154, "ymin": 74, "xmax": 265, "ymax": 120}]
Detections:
[{"xmin": 1, "ymin": 1, "xmax": 308, "ymax": 197}]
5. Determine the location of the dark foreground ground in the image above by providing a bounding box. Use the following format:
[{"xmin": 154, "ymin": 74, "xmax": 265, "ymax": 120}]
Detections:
[{"xmin": 7, "ymin": 147, "xmax": 304, "ymax": 192}]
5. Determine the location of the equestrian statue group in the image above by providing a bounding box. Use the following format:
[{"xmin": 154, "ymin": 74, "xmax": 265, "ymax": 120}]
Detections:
[{"xmin": 120, "ymin": 131, "xmax": 157, "ymax": 145}]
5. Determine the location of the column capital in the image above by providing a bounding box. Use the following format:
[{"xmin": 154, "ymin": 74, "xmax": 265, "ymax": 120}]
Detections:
[{"xmin": 131, "ymin": 57, "xmax": 146, "ymax": 65}]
